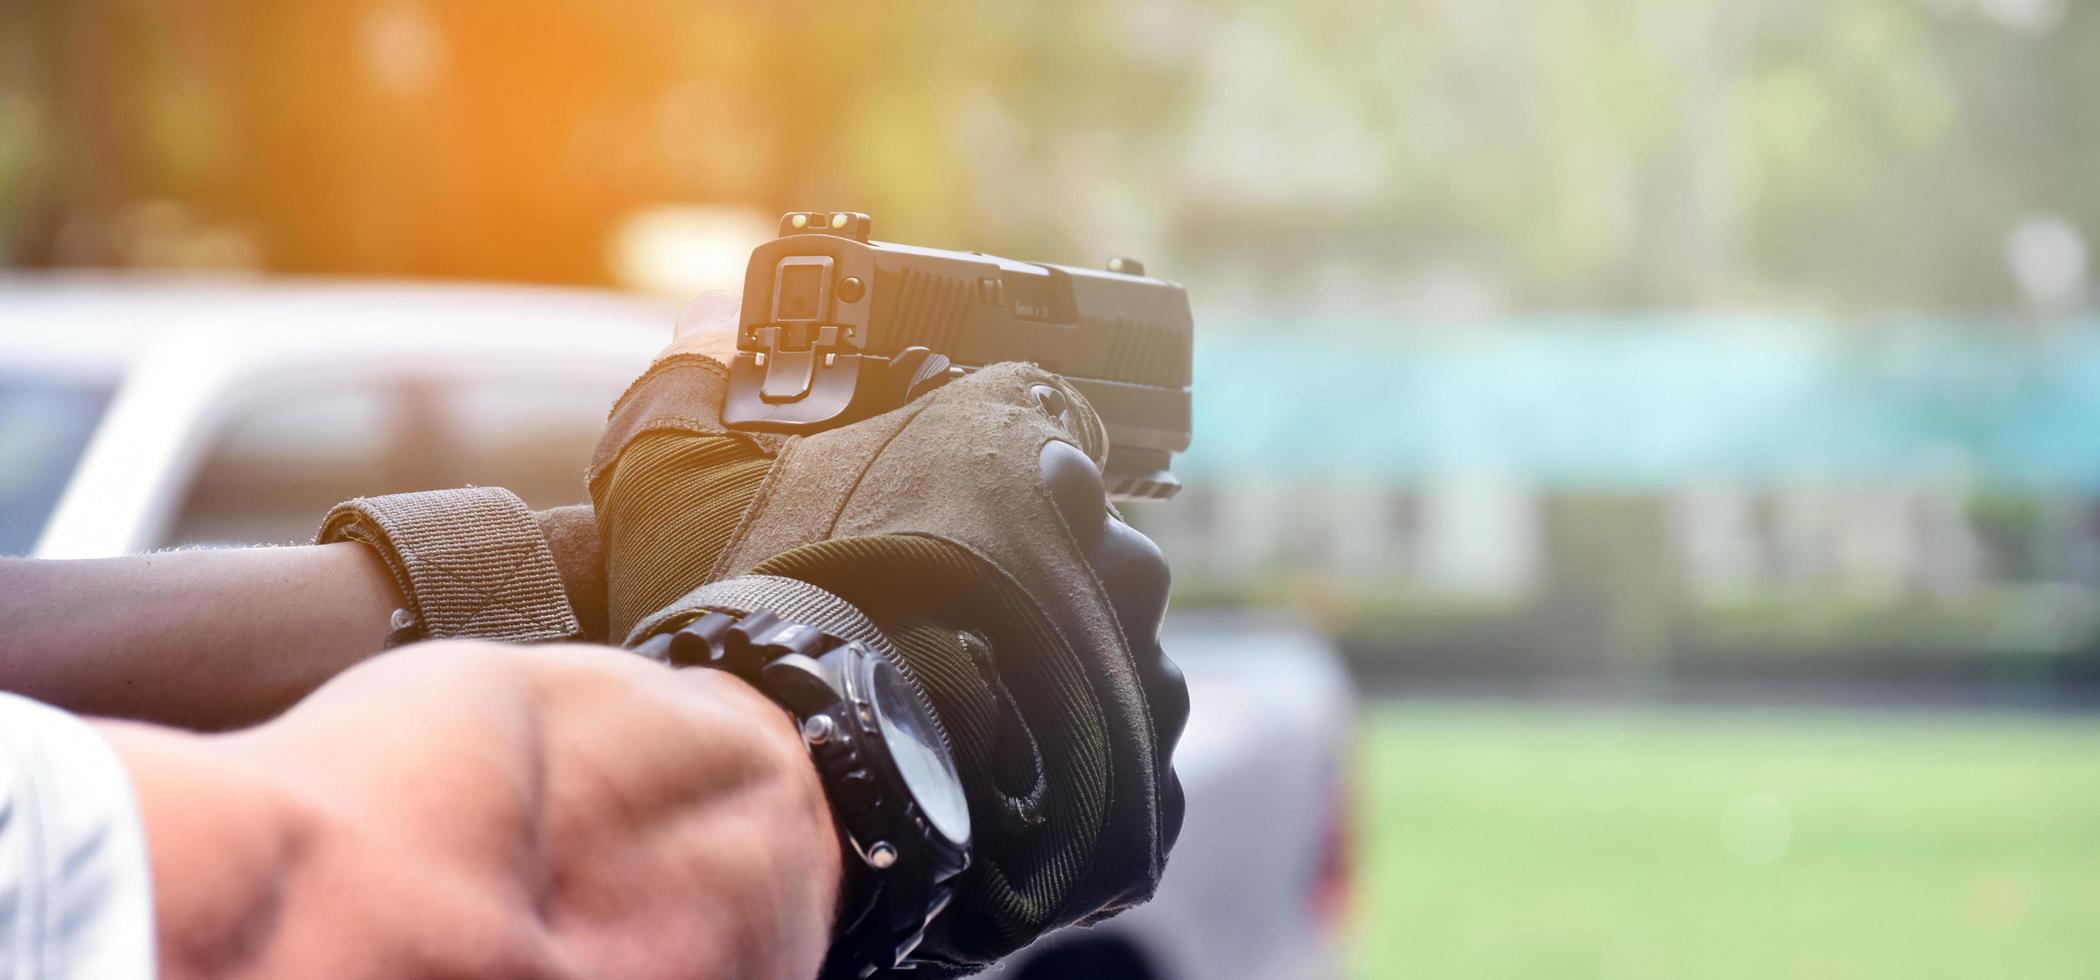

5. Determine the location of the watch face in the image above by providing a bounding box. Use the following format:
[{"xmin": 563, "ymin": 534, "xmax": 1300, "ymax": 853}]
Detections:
[{"xmin": 867, "ymin": 656, "xmax": 972, "ymax": 846}]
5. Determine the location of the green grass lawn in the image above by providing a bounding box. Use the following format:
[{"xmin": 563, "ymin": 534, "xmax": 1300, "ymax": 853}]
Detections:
[{"xmin": 1351, "ymin": 703, "xmax": 2100, "ymax": 979}]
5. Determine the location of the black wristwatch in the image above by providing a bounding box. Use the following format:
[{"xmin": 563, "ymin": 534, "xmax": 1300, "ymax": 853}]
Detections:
[{"xmin": 637, "ymin": 609, "xmax": 972, "ymax": 977}]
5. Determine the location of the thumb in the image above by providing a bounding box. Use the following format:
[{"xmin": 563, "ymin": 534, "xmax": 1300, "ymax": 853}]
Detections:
[{"xmin": 655, "ymin": 289, "xmax": 743, "ymax": 365}]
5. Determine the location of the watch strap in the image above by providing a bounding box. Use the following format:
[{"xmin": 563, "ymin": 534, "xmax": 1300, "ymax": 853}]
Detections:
[{"xmin": 624, "ymin": 574, "xmax": 895, "ymax": 660}]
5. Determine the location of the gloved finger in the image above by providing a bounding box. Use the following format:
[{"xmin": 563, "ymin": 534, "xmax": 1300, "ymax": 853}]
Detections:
[
  {"xmin": 1040, "ymin": 438, "xmax": 1187, "ymax": 845},
  {"xmin": 661, "ymin": 288, "xmax": 743, "ymax": 364}
]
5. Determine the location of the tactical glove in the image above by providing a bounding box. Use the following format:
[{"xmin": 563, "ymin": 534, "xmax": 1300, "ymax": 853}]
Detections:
[{"xmin": 589, "ymin": 351, "xmax": 1188, "ymax": 972}]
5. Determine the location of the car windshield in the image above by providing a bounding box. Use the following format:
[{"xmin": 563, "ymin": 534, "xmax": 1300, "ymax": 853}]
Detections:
[{"xmin": 0, "ymin": 372, "xmax": 113, "ymax": 555}]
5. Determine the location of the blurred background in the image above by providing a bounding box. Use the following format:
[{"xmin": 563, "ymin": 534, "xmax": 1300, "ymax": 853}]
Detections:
[{"xmin": 5, "ymin": 1, "xmax": 2100, "ymax": 977}]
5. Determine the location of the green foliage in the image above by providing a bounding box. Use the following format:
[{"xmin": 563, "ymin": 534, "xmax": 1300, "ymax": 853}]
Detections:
[{"xmin": 4, "ymin": 1, "xmax": 2097, "ymax": 309}]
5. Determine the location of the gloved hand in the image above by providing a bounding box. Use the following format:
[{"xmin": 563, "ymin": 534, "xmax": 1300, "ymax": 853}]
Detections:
[{"xmin": 587, "ymin": 293, "xmax": 1189, "ymax": 972}]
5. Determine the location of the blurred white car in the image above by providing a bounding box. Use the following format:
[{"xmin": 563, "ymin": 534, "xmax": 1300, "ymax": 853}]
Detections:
[{"xmin": 0, "ymin": 275, "xmax": 1355, "ymax": 980}]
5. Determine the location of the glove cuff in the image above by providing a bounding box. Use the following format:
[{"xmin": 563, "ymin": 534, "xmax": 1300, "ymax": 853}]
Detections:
[{"xmin": 317, "ymin": 487, "xmax": 582, "ymax": 645}]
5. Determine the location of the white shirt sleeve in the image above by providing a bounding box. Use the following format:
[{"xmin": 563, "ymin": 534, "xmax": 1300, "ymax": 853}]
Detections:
[{"xmin": 0, "ymin": 692, "xmax": 155, "ymax": 980}]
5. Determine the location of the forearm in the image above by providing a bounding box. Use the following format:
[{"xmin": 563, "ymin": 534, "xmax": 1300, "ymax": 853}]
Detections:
[
  {"xmin": 96, "ymin": 640, "xmax": 839, "ymax": 980},
  {"xmin": 0, "ymin": 544, "xmax": 402, "ymax": 729}
]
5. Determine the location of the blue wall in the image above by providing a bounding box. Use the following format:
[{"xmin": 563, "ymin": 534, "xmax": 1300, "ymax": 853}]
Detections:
[{"xmin": 1183, "ymin": 316, "xmax": 2100, "ymax": 490}]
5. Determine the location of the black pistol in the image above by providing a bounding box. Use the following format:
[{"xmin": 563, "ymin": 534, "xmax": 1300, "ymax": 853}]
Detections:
[{"xmin": 721, "ymin": 211, "xmax": 1193, "ymax": 500}]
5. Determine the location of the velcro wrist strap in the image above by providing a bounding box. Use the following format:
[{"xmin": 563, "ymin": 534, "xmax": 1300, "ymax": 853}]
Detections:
[{"xmin": 318, "ymin": 487, "xmax": 582, "ymax": 644}]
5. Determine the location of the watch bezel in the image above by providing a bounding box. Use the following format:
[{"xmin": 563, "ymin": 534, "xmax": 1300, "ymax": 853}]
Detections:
[{"xmin": 846, "ymin": 643, "xmax": 973, "ymax": 853}]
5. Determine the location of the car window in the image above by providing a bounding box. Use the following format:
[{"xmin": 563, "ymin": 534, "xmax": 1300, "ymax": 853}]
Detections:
[
  {"xmin": 0, "ymin": 372, "xmax": 115, "ymax": 555},
  {"xmin": 161, "ymin": 382, "xmax": 406, "ymax": 547},
  {"xmin": 441, "ymin": 377, "xmax": 617, "ymax": 509},
  {"xmin": 158, "ymin": 374, "xmax": 613, "ymax": 549}
]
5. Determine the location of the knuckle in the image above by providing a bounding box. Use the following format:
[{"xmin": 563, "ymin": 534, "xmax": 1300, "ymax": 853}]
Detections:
[{"xmin": 1038, "ymin": 439, "xmax": 1109, "ymax": 535}]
